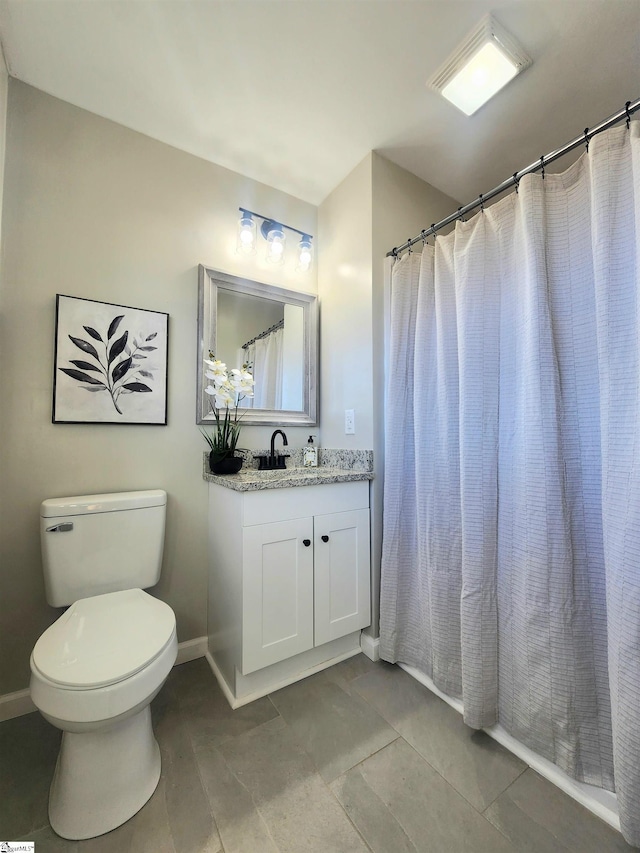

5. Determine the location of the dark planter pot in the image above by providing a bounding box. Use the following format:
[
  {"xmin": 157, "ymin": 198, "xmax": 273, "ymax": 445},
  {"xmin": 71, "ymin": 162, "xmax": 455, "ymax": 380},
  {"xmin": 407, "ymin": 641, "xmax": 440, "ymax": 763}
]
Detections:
[{"xmin": 209, "ymin": 452, "xmax": 243, "ymax": 475}]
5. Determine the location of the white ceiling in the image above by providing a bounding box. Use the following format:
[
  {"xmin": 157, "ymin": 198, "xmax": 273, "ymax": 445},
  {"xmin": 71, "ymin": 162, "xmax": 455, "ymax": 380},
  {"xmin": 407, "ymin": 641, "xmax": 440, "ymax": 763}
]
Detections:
[{"xmin": 0, "ymin": 1, "xmax": 638, "ymax": 207}]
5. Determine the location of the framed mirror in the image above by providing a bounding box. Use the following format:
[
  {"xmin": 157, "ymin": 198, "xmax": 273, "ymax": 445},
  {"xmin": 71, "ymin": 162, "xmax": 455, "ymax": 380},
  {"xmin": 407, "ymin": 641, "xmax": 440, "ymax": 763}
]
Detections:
[{"xmin": 197, "ymin": 265, "xmax": 318, "ymax": 426}]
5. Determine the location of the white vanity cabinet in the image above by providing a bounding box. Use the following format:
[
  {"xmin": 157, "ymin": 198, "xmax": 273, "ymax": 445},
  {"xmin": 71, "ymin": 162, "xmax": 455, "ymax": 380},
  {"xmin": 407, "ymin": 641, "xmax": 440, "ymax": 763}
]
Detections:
[{"xmin": 207, "ymin": 479, "xmax": 371, "ymax": 706}]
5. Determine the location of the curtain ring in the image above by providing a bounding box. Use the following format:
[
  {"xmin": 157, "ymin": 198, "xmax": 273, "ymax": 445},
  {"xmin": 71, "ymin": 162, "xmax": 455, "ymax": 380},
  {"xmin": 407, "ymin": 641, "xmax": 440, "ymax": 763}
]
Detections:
[
  {"xmin": 584, "ymin": 128, "xmax": 590, "ymax": 152},
  {"xmin": 407, "ymin": 239, "xmax": 412, "ymax": 255},
  {"xmin": 431, "ymin": 224, "xmax": 437, "ymax": 240},
  {"xmin": 513, "ymin": 173, "xmax": 520, "ymax": 194},
  {"xmin": 479, "ymin": 194, "xmax": 484, "ymax": 212},
  {"xmin": 420, "ymin": 229, "xmax": 428, "ymax": 245},
  {"xmin": 540, "ymin": 156, "xmax": 545, "ymax": 180},
  {"xmin": 457, "ymin": 206, "xmax": 466, "ymax": 222},
  {"xmin": 626, "ymin": 101, "xmax": 632, "ymax": 129}
]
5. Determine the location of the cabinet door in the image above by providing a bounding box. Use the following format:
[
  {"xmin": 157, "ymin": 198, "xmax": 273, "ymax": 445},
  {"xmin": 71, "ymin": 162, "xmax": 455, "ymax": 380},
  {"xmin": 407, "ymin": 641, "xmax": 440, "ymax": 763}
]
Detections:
[
  {"xmin": 242, "ymin": 517, "xmax": 314, "ymax": 674},
  {"xmin": 314, "ymin": 508, "xmax": 371, "ymax": 646}
]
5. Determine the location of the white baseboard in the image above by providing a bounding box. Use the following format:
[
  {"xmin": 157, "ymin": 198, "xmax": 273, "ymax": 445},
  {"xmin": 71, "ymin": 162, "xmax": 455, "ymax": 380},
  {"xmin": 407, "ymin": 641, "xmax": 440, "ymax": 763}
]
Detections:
[
  {"xmin": 0, "ymin": 688, "xmax": 37, "ymax": 722},
  {"xmin": 175, "ymin": 636, "xmax": 208, "ymax": 666},
  {"xmin": 206, "ymin": 640, "xmax": 362, "ymax": 710},
  {"xmin": 360, "ymin": 632, "xmax": 380, "ymax": 661},
  {"xmin": 0, "ymin": 636, "xmax": 209, "ymax": 722}
]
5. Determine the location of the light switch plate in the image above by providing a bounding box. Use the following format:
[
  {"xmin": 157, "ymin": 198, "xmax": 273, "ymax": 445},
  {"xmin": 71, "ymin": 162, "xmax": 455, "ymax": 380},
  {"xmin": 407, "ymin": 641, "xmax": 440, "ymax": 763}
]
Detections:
[{"xmin": 345, "ymin": 409, "xmax": 355, "ymax": 434}]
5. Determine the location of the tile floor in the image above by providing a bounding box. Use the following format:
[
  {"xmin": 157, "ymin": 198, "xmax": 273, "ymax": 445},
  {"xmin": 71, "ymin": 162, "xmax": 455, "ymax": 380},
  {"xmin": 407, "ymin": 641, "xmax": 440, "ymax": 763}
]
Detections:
[{"xmin": 1, "ymin": 655, "xmax": 636, "ymax": 852}]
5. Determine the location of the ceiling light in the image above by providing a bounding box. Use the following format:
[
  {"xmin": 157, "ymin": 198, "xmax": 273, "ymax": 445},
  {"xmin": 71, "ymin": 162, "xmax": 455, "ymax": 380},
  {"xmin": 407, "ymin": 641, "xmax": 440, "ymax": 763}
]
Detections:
[{"xmin": 427, "ymin": 14, "xmax": 531, "ymax": 116}]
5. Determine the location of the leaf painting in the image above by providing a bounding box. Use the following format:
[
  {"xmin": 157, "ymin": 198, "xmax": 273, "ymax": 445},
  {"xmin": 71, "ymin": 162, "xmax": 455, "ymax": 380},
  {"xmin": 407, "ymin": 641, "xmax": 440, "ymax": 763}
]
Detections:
[{"xmin": 59, "ymin": 313, "xmax": 158, "ymax": 415}]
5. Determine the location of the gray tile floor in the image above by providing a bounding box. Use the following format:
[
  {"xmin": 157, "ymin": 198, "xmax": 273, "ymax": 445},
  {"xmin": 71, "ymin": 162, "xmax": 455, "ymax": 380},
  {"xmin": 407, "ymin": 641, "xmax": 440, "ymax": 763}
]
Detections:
[{"xmin": 1, "ymin": 655, "xmax": 636, "ymax": 852}]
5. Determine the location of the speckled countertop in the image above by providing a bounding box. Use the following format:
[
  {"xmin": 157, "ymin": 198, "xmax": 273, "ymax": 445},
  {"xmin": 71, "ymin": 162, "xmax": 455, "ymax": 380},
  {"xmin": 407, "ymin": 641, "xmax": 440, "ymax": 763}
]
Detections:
[{"xmin": 203, "ymin": 449, "xmax": 373, "ymax": 492}]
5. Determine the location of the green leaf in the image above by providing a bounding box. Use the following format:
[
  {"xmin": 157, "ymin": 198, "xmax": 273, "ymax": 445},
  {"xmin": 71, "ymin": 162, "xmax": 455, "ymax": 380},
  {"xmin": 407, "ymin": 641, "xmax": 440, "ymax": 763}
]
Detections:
[{"xmin": 68, "ymin": 335, "xmax": 99, "ymax": 360}]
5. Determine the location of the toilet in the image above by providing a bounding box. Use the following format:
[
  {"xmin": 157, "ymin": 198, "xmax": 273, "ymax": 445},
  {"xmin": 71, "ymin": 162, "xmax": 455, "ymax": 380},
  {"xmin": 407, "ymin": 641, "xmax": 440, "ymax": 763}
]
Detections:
[{"xmin": 29, "ymin": 489, "xmax": 177, "ymax": 841}]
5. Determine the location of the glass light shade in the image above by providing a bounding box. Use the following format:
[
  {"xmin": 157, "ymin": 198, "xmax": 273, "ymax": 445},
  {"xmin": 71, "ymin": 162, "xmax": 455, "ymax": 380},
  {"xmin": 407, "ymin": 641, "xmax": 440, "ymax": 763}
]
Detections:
[
  {"xmin": 236, "ymin": 213, "xmax": 257, "ymax": 256},
  {"xmin": 266, "ymin": 227, "xmax": 286, "ymax": 265},
  {"xmin": 441, "ymin": 41, "xmax": 518, "ymax": 115},
  {"xmin": 297, "ymin": 236, "xmax": 313, "ymax": 272}
]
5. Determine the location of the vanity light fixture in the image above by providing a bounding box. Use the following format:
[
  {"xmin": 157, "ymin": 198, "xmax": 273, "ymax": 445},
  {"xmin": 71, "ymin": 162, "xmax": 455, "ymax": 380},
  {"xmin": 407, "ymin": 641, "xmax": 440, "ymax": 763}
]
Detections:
[
  {"xmin": 427, "ymin": 14, "xmax": 532, "ymax": 116},
  {"xmin": 237, "ymin": 208, "xmax": 314, "ymax": 271}
]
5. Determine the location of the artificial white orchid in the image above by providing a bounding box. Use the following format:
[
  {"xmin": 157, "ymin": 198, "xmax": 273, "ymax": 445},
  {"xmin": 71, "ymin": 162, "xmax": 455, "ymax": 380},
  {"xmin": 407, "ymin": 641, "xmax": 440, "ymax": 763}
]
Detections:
[{"xmin": 201, "ymin": 353, "xmax": 255, "ymax": 462}]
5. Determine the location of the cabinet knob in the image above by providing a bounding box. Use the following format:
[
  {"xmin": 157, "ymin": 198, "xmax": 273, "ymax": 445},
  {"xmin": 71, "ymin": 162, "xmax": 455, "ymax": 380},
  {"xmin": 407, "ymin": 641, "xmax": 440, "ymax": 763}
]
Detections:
[
  {"xmin": 303, "ymin": 539, "xmax": 311, "ymax": 547},
  {"xmin": 321, "ymin": 535, "xmax": 329, "ymax": 543}
]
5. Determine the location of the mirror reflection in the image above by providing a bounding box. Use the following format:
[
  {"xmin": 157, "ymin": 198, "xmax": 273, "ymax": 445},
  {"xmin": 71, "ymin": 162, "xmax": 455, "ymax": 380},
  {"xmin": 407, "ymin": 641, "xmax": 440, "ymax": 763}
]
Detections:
[
  {"xmin": 197, "ymin": 266, "xmax": 318, "ymax": 427},
  {"xmin": 217, "ymin": 289, "xmax": 304, "ymax": 412}
]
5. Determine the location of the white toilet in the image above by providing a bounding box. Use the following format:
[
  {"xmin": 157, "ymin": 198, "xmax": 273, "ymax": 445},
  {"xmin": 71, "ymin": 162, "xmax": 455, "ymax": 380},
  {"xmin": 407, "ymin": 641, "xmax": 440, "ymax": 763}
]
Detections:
[{"xmin": 29, "ymin": 489, "xmax": 177, "ymax": 841}]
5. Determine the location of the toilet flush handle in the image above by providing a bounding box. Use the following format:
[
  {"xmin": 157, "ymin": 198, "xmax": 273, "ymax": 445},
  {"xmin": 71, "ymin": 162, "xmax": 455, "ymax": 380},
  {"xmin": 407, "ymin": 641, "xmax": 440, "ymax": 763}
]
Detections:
[{"xmin": 46, "ymin": 522, "xmax": 74, "ymax": 533}]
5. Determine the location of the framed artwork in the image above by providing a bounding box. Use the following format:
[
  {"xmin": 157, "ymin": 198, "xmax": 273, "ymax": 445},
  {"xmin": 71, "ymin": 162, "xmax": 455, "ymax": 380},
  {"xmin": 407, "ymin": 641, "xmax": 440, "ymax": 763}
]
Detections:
[{"xmin": 53, "ymin": 294, "xmax": 169, "ymax": 425}]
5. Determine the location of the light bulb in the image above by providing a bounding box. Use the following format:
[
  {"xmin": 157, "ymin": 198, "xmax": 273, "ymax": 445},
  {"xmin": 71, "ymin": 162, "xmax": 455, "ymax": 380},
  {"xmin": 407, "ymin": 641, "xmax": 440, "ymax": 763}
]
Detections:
[
  {"xmin": 236, "ymin": 212, "xmax": 256, "ymax": 256},
  {"xmin": 297, "ymin": 236, "xmax": 313, "ymax": 272},
  {"xmin": 266, "ymin": 226, "xmax": 286, "ymax": 265}
]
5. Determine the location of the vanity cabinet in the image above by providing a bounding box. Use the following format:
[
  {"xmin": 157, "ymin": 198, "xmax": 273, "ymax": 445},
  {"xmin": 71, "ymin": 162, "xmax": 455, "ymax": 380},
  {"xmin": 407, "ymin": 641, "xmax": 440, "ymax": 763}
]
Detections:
[{"xmin": 207, "ymin": 479, "xmax": 371, "ymax": 704}]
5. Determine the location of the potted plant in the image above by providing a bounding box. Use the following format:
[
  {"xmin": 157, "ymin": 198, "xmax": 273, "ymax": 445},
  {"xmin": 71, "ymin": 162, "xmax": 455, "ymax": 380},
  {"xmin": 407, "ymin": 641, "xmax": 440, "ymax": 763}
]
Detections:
[{"xmin": 201, "ymin": 355, "xmax": 255, "ymax": 474}]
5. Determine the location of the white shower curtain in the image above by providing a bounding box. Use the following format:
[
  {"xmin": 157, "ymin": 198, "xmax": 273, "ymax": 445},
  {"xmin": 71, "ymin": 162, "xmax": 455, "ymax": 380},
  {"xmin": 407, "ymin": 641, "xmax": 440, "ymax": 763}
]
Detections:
[
  {"xmin": 380, "ymin": 122, "xmax": 640, "ymax": 845},
  {"xmin": 245, "ymin": 327, "xmax": 284, "ymax": 409}
]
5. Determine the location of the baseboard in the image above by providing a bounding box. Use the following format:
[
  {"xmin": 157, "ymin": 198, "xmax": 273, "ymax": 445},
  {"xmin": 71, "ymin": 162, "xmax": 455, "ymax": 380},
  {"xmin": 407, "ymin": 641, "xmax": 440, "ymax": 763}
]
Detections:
[
  {"xmin": 206, "ymin": 641, "xmax": 362, "ymax": 710},
  {"xmin": 0, "ymin": 636, "xmax": 209, "ymax": 722},
  {"xmin": 175, "ymin": 636, "xmax": 208, "ymax": 666},
  {"xmin": 360, "ymin": 632, "xmax": 380, "ymax": 661},
  {"xmin": 0, "ymin": 688, "xmax": 37, "ymax": 722}
]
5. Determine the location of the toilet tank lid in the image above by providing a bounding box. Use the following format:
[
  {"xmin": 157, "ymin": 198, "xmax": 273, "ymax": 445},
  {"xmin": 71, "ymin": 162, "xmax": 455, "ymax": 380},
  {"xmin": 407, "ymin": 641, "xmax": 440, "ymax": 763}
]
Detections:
[{"xmin": 40, "ymin": 490, "xmax": 166, "ymax": 518}]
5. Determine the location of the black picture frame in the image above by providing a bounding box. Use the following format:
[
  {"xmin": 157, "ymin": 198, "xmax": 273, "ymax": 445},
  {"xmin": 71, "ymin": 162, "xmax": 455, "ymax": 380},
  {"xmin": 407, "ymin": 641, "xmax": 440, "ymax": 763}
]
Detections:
[{"xmin": 52, "ymin": 294, "xmax": 169, "ymax": 425}]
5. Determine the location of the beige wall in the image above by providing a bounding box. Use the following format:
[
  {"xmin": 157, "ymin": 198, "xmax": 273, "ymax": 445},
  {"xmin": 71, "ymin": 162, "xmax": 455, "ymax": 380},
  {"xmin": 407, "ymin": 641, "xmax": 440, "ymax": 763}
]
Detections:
[
  {"xmin": 318, "ymin": 150, "xmax": 459, "ymax": 640},
  {"xmin": 0, "ymin": 81, "xmax": 317, "ymax": 695},
  {"xmin": 317, "ymin": 153, "xmax": 373, "ymax": 448}
]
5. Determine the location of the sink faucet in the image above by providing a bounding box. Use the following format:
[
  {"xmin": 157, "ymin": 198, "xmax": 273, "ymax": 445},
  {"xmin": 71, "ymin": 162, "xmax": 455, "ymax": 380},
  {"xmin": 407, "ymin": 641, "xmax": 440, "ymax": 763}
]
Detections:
[{"xmin": 270, "ymin": 430, "xmax": 288, "ymax": 467}]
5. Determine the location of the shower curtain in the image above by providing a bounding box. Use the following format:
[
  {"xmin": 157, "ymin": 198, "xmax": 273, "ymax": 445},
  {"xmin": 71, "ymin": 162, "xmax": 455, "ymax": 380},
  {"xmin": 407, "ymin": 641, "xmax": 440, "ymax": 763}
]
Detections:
[
  {"xmin": 380, "ymin": 122, "xmax": 640, "ymax": 845},
  {"xmin": 244, "ymin": 326, "xmax": 284, "ymax": 409}
]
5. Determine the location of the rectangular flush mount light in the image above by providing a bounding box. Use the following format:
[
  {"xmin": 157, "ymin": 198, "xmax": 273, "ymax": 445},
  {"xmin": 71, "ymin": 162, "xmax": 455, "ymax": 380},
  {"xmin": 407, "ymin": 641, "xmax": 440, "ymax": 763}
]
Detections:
[{"xmin": 427, "ymin": 14, "xmax": 532, "ymax": 115}]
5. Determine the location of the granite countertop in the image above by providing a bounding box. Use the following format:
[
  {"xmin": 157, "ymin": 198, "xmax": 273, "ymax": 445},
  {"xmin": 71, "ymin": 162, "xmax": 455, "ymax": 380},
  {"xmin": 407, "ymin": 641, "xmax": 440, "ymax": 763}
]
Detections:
[{"xmin": 203, "ymin": 449, "xmax": 374, "ymax": 492}]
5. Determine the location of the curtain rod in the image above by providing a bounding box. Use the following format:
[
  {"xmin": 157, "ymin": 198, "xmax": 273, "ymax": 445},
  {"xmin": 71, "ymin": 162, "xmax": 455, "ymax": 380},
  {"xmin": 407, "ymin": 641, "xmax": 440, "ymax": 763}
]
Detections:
[
  {"xmin": 388, "ymin": 98, "xmax": 640, "ymax": 259},
  {"xmin": 242, "ymin": 318, "xmax": 284, "ymax": 350}
]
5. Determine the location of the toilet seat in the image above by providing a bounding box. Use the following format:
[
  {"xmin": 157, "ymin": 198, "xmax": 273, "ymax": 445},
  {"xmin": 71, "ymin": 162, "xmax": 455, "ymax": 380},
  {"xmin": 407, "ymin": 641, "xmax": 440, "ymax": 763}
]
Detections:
[{"xmin": 32, "ymin": 589, "xmax": 176, "ymax": 689}]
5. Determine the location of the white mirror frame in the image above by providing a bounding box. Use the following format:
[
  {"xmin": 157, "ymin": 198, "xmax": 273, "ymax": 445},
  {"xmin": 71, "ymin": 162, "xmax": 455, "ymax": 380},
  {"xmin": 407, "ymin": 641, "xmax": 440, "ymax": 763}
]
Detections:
[{"xmin": 197, "ymin": 265, "xmax": 318, "ymax": 426}]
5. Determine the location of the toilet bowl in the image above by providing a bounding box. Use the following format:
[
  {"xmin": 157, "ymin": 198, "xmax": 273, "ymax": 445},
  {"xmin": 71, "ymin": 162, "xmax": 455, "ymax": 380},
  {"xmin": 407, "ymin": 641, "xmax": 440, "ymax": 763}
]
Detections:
[{"xmin": 30, "ymin": 588, "xmax": 177, "ymax": 840}]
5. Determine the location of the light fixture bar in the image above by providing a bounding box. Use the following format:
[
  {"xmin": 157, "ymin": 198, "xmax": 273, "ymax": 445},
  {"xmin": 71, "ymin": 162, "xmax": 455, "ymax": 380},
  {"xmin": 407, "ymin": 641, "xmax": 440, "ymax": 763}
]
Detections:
[{"xmin": 239, "ymin": 208, "xmax": 313, "ymax": 241}]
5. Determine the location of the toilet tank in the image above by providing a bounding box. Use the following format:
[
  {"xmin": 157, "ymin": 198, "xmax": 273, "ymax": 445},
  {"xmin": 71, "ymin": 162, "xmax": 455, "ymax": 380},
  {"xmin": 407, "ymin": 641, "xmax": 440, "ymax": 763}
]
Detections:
[{"xmin": 40, "ymin": 490, "xmax": 167, "ymax": 607}]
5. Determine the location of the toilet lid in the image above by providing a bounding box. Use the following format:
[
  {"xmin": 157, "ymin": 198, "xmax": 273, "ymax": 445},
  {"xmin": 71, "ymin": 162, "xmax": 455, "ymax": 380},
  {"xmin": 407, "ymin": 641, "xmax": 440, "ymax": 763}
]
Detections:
[{"xmin": 32, "ymin": 589, "xmax": 176, "ymax": 689}]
